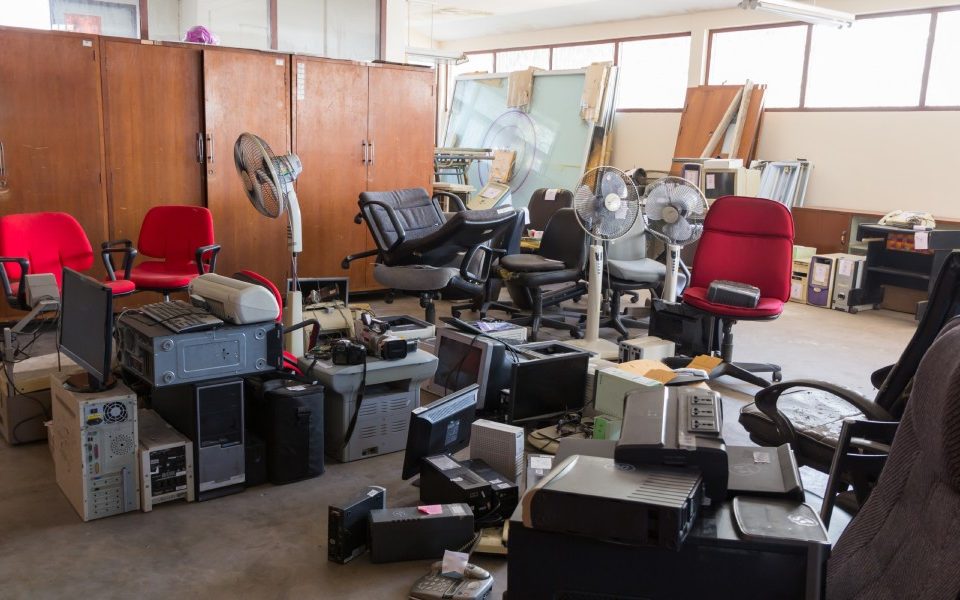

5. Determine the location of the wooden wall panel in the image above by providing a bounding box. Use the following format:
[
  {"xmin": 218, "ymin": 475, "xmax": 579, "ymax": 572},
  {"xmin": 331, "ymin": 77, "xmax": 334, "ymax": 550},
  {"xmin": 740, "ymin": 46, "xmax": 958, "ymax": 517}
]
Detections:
[
  {"xmin": 0, "ymin": 29, "xmax": 108, "ymax": 318},
  {"xmin": 101, "ymin": 40, "xmax": 205, "ymax": 242},
  {"xmin": 203, "ymin": 49, "xmax": 291, "ymax": 288},
  {"xmin": 293, "ymin": 58, "xmax": 370, "ymax": 290}
]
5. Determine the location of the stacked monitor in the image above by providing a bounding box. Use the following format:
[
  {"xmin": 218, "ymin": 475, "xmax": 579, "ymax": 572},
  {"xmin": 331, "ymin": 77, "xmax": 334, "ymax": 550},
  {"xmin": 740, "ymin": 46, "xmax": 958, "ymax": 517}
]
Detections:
[{"xmin": 58, "ymin": 268, "xmax": 116, "ymax": 392}]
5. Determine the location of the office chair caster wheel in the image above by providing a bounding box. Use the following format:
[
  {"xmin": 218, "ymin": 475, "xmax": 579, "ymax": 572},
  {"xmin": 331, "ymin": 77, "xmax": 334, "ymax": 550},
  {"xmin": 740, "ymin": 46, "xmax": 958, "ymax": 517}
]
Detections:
[
  {"xmin": 578, "ymin": 315, "xmax": 587, "ymax": 324},
  {"xmin": 451, "ymin": 310, "xmax": 461, "ymax": 318},
  {"xmin": 628, "ymin": 293, "xmax": 640, "ymax": 303},
  {"xmin": 385, "ymin": 292, "xmax": 395, "ymax": 304},
  {"xmin": 772, "ymin": 371, "xmax": 783, "ymax": 382}
]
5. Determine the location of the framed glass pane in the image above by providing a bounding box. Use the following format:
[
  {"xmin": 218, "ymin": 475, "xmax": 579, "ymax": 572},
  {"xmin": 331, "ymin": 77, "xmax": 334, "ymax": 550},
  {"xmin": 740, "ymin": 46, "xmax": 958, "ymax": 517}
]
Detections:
[
  {"xmin": 926, "ymin": 10, "xmax": 960, "ymax": 107},
  {"xmin": 617, "ymin": 36, "xmax": 691, "ymax": 109},
  {"xmin": 0, "ymin": 0, "xmax": 52, "ymax": 30},
  {"xmin": 806, "ymin": 14, "xmax": 930, "ymax": 108},
  {"xmin": 174, "ymin": 0, "xmax": 271, "ymax": 51},
  {"xmin": 551, "ymin": 42, "xmax": 615, "ymax": 70},
  {"xmin": 496, "ymin": 48, "xmax": 549, "ymax": 73},
  {"xmin": 324, "ymin": 0, "xmax": 378, "ymax": 61},
  {"xmin": 452, "ymin": 53, "xmax": 494, "ymax": 78},
  {"xmin": 51, "ymin": 0, "xmax": 140, "ymax": 38},
  {"xmin": 708, "ymin": 25, "xmax": 807, "ymax": 108}
]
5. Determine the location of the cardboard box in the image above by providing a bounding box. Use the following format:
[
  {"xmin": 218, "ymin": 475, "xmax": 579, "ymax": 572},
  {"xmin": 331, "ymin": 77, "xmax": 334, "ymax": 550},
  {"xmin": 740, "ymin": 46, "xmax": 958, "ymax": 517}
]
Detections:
[
  {"xmin": 0, "ymin": 353, "xmax": 81, "ymax": 444},
  {"xmin": 880, "ymin": 285, "xmax": 927, "ymax": 315}
]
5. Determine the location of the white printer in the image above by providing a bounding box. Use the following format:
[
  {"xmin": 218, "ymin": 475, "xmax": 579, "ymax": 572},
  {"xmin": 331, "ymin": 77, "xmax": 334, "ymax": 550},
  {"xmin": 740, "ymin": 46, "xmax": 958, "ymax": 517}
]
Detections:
[{"xmin": 188, "ymin": 273, "xmax": 279, "ymax": 324}]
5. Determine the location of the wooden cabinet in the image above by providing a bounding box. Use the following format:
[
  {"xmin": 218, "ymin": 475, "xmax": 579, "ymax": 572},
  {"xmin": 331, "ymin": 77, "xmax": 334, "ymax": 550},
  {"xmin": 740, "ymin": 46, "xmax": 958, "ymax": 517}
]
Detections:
[
  {"xmin": 203, "ymin": 49, "xmax": 292, "ymax": 287},
  {"xmin": 0, "ymin": 29, "xmax": 109, "ymax": 317},
  {"xmin": 101, "ymin": 40, "xmax": 206, "ymax": 242},
  {"xmin": 293, "ymin": 60, "xmax": 436, "ymax": 291}
]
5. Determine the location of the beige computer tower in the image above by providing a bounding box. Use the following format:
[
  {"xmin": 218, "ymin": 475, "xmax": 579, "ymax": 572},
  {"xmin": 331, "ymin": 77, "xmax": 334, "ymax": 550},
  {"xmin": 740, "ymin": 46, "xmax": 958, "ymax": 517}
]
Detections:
[
  {"xmin": 51, "ymin": 374, "xmax": 140, "ymax": 521},
  {"xmin": 138, "ymin": 409, "xmax": 195, "ymax": 512}
]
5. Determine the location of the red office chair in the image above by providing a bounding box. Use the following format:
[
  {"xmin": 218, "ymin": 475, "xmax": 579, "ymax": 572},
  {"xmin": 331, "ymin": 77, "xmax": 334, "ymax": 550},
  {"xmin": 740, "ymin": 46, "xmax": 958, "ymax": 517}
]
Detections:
[
  {"xmin": 0, "ymin": 212, "xmax": 136, "ymax": 310},
  {"xmin": 673, "ymin": 196, "xmax": 794, "ymax": 387},
  {"xmin": 104, "ymin": 206, "xmax": 221, "ymax": 301}
]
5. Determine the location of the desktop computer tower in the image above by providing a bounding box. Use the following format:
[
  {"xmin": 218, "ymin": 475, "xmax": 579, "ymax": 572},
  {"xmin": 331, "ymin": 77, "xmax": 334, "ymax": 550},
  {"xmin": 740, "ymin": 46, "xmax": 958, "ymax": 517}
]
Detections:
[
  {"xmin": 832, "ymin": 255, "xmax": 873, "ymax": 313},
  {"xmin": 151, "ymin": 378, "xmax": 245, "ymax": 501},
  {"xmin": 807, "ymin": 253, "xmax": 849, "ymax": 309}
]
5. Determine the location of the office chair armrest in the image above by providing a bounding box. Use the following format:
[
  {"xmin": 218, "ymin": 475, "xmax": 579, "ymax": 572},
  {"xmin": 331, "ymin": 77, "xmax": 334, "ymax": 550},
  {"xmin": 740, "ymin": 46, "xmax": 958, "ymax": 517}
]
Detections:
[
  {"xmin": 100, "ymin": 247, "xmax": 138, "ymax": 281},
  {"xmin": 195, "ymin": 244, "xmax": 221, "ymax": 275},
  {"xmin": 360, "ymin": 199, "xmax": 407, "ymax": 253},
  {"xmin": 870, "ymin": 364, "xmax": 894, "ymax": 389},
  {"xmin": 433, "ymin": 190, "xmax": 468, "ymax": 212},
  {"xmin": 460, "ymin": 244, "xmax": 496, "ymax": 284},
  {"xmin": 0, "ymin": 256, "xmax": 30, "ymax": 308},
  {"xmin": 754, "ymin": 379, "xmax": 894, "ymax": 445},
  {"xmin": 341, "ymin": 249, "xmax": 378, "ymax": 270}
]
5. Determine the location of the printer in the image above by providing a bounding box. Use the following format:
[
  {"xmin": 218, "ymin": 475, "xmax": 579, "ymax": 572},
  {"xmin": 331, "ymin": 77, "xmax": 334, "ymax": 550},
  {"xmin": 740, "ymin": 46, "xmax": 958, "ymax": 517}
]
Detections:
[{"xmin": 189, "ymin": 273, "xmax": 279, "ymax": 325}]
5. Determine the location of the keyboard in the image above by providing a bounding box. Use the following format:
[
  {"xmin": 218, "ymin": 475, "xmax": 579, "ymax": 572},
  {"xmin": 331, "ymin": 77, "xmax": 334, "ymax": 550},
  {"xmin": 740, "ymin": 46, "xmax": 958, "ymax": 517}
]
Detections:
[{"xmin": 140, "ymin": 300, "xmax": 224, "ymax": 333}]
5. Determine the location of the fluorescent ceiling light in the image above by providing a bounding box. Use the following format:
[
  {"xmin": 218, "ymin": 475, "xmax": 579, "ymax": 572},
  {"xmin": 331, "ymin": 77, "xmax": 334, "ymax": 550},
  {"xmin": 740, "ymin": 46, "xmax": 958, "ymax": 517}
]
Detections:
[
  {"xmin": 405, "ymin": 46, "xmax": 467, "ymax": 65},
  {"xmin": 739, "ymin": 0, "xmax": 855, "ymax": 28}
]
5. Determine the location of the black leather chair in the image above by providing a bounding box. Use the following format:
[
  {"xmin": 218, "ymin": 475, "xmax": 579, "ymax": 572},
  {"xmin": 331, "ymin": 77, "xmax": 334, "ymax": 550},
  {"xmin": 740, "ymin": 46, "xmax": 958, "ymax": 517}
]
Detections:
[
  {"xmin": 527, "ymin": 188, "xmax": 574, "ymax": 232},
  {"xmin": 341, "ymin": 188, "xmax": 518, "ymax": 323},
  {"xmin": 450, "ymin": 208, "xmax": 526, "ymax": 319},
  {"xmin": 739, "ymin": 250, "xmax": 960, "ymax": 474},
  {"xmin": 500, "ymin": 208, "xmax": 587, "ymax": 340}
]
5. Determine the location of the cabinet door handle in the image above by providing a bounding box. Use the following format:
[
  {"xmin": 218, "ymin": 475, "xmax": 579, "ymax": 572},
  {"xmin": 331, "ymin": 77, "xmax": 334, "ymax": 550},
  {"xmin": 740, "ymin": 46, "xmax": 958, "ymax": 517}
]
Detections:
[
  {"xmin": 362, "ymin": 140, "xmax": 368, "ymax": 164},
  {"xmin": 0, "ymin": 140, "xmax": 6, "ymax": 178},
  {"xmin": 196, "ymin": 133, "xmax": 205, "ymax": 164},
  {"xmin": 368, "ymin": 140, "xmax": 375, "ymax": 165},
  {"xmin": 206, "ymin": 133, "xmax": 214, "ymax": 164},
  {"xmin": 840, "ymin": 230, "xmax": 847, "ymax": 247}
]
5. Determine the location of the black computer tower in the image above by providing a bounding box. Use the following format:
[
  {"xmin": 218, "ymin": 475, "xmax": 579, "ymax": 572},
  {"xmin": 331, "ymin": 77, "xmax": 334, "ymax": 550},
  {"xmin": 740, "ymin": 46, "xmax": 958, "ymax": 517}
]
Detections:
[
  {"xmin": 245, "ymin": 377, "xmax": 325, "ymax": 484},
  {"xmin": 244, "ymin": 432, "xmax": 268, "ymax": 487},
  {"xmin": 151, "ymin": 378, "xmax": 246, "ymax": 501}
]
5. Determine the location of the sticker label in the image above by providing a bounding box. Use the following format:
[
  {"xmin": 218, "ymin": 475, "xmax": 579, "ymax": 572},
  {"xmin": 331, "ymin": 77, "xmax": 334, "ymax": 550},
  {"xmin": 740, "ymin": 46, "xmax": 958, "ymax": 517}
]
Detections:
[
  {"xmin": 450, "ymin": 504, "xmax": 466, "ymax": 516},
  {"xmin": 914, "ymin": 231, "xmax": 929, "ymax": 250},
  {"xmin": 530, "ymin": 456, "xmax": 553, "ymax": 470},
  {"xmin": 753, "ymin": 451, "xmax": 771, "ymax": 464}
]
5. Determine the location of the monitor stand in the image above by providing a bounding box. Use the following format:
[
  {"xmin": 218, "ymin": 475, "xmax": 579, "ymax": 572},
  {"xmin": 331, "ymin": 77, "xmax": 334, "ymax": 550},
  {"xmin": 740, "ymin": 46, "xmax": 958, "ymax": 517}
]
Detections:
[{"xmin": 63, "ymin": 372, "xmax": 118, "ymax": 394}]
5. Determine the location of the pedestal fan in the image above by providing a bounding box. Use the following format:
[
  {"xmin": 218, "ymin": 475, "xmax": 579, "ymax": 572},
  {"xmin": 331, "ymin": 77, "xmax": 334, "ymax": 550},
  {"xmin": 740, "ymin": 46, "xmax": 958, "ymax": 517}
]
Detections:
[
  {"xmin": 233, "ymin": 132, "xmax": 306, "ymax": 355},
  {"xmin": 567, "ymin": 166, "xmax": 642, "ymax": 359},
  {"xmin": 643, "ymin": 177, "xmax": 708, "ymax": 303}
]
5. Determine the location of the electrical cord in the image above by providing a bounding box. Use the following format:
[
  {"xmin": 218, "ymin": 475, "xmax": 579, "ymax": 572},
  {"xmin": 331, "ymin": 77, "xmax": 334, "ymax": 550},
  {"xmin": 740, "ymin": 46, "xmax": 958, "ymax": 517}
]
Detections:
[{"xmin": 340, "ymin": 352, "xmax": 368, "ymax": 449}]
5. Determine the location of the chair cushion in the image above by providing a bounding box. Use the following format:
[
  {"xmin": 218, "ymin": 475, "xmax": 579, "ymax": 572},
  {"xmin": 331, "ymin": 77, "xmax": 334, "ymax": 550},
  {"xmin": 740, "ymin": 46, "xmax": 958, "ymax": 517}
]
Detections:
[
  {"xmin": 502, "ymin": 268, "xmax": 582, "ymax": 288},
  {"xmin": 372, "ymin": 263, "xmax": 457, "ymax": 291},
  {"xmin": 127, "ymin": 260, "xmax": 201, "ymax": 291},
  {"xmin": 683, "ymin": 286, "xmax": 784, "ymax": 318},
  {"xmin": 607, "ymin": 257, "xmax": 666, "ymax": 283},
  {"xmin": 500, "ymin": 253, "xmax": 565, "ymax": 273},
  {"xmin": 103, "ymin": 279, "xmax": 136, "ymax": 296}
]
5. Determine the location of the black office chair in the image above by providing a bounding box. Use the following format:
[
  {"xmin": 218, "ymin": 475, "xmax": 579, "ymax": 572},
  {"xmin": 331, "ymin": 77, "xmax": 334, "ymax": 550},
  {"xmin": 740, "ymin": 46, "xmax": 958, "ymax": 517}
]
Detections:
[
  {"xmin": 739, "ymin": 250, "xmax": 960, "ymax": 474},
  {"xmin": 527, "ymin": 188, "xmax": 574, "ymax": 233},
  {"xmin": 500, "ymin": 208, "xmax": 588, "ymax": 341},
  {"xmin": 341, "ymin": 188, "xmax": 517, "ymax": 323},
  {"xmin": 450, "ymin": 208, "xmax": 526, "ymax": 319}
]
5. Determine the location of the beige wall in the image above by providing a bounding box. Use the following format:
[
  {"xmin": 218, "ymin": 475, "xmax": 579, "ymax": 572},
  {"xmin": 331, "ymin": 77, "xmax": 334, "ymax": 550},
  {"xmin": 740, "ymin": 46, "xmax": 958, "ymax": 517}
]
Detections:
[{"xmin": 440, "ymin": 0, "xmax": 960, "ymax": 219}]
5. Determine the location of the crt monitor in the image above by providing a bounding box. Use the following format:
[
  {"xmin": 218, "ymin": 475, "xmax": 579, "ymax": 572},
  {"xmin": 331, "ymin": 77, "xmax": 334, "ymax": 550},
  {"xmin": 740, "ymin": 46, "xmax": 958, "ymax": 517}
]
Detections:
[
  {"xmin": 425, "ymin": 327, "xmax": 513, "ymax": 411},
  {"xmin": 507, "ymin": 343, "xmax": 589, "ymax": 424},
  {"xmin": 401, "ymin": 384, "xmax": 479, "ymax": 480},
  {"xmin": 58, "ymin": 267, "xmax": 116, "ymax": 392}
]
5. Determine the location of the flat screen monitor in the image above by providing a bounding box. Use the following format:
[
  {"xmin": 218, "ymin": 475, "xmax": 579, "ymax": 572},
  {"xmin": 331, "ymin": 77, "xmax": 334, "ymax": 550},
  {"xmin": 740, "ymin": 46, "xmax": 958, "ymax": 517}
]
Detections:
[
  {"xmin": 401, "ymin": 384, "xmax": 479, "ymax": 480},
  {"xmin": 58, "ymin": 268, "xmax": 115, "ymax": 392},
  {"xmin": 426, "ymin": 328, "xmax": 509, "ymax": 410},
  {"xmin": 508, "ymin": 343, "xmax": 589, "ymax": 424}
]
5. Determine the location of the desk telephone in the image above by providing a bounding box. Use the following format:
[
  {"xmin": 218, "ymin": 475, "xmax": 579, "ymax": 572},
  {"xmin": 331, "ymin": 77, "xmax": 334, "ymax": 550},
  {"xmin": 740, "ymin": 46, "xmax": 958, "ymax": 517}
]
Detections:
[{"xmin": 410, "ymin": 562, "xmax": 493, "ymax": 600}]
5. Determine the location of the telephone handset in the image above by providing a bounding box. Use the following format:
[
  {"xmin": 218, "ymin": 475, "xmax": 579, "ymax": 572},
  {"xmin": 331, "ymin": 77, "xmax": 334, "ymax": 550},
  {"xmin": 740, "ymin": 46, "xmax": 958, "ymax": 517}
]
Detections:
[{"xmin": 409, "ymin": 562, "xmax": 493, "ymax": 600}]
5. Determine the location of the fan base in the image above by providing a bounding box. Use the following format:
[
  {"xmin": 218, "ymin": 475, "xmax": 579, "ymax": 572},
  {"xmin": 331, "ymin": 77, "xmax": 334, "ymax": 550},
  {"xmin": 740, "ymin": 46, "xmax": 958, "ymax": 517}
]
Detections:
[{"xmin": 565, "ymin": 337, "xmax": 620, "ymax": 360}]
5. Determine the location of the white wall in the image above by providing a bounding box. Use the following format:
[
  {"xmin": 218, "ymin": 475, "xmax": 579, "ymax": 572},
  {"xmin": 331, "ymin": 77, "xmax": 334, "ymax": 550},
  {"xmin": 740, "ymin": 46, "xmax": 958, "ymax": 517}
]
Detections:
[{"xmin": 442, "ymin": 0, "xmax": 960, "ymax": 219}]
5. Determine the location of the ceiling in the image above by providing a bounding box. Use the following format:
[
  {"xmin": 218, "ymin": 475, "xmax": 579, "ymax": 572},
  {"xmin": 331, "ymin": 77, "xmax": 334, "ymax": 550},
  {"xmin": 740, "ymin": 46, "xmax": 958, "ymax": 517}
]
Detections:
[{"xmin": 407, "ymin": 0, "xmax": 741, "ymax": 42}]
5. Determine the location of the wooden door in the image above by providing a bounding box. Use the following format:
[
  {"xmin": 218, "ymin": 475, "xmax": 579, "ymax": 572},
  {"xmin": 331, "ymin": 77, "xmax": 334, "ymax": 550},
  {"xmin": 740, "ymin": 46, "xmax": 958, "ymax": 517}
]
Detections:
[
  {"xmin": 101, "ymin": 40, "xmax": 205, "ymax": 242},
  {"xmin": 293, "ymin": 58, "xmax": 370, "ymax": 291},
  {"xmin": 365, "ymin": 65, "xmax": 437, "ymax": 289},
  {"xmin": 203, "ymin": 49, "xmax": 291, "ymax": 288},
  {"xmin": 0, "ymin": 29, "xmax": 109, "ymax": 317}
]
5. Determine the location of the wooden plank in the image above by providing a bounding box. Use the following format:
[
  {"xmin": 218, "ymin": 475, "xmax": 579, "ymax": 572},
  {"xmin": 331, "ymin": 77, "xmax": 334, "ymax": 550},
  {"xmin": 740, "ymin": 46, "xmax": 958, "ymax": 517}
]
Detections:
[
  {"xmin": 203, "ymin": 48, "xmax": 291, "ymax": 288},
  {"xmin": 700, "ymin": 87, "xmax": 742, "ymax": 158},
  {"xmin": 670, "ymin": 85, "xmax": 741, "ymax": 175},
  {"xmin": 292, "ymin": 57, "xmax": 370, "ymax": 291},
  {"xmin": 735, "ymin": 84, "xmax": 767, "ymax": 164},
  {"xmin": 725, "ymin": 81, "xmax": 752, "ymax": 159}
]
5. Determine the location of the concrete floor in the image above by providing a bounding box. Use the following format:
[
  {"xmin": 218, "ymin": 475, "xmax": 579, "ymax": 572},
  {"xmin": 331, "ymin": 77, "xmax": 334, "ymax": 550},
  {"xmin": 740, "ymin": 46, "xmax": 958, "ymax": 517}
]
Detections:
[{"xmin": 0, "ymin": 294, "xmax": 916, "ymax": 599}]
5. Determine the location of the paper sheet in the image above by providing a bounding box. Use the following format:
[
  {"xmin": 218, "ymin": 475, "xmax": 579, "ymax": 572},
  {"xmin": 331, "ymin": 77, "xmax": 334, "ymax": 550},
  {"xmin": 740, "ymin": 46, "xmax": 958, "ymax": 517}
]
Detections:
[
  {"xmin": 441, "ymin": 550, "xmax": 470, "ymax": 579},
  {"xmin": 812, "ymin": 262, "xmax": 831, "ymax": 286},
  {"xmin": 838, "ymin": 259, "xmax": 854, "ymax": 278},
  {"xmin": 545, "ymin": 189, "xmax": 558, "ymax": 201},
  {"xmin": 914, "ymin": 231, "xmax": 929, "ymax": 250}
]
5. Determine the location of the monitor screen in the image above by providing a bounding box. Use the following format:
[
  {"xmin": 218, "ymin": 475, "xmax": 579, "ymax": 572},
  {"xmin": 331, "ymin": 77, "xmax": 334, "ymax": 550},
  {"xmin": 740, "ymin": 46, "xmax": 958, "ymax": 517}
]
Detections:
[
  {"xmin": 402, "ymin": 384, "xmax": 479, "ymax": 480},
  {"xmin": 59, "ymin": 268, "xmax": 114, "ymax": 390},
  {"xmin": 509, "ymin": 353, "xmax": 589, "ymax": 424},
  {"xmin": 432, "ymin": 334, "xmax": 484, "ymax": 395}
]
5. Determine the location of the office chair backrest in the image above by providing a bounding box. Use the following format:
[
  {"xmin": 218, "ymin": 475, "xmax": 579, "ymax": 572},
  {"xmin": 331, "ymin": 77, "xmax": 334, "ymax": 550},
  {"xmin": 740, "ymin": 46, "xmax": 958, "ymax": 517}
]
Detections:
[
  {"xmin": 360, "ymin": 188, "xmax": 445, "ymax": 253},
  {"xmin": 498, "ymin": 209, "xmax": 527, "ymax": 256},
  {"xmin": 0, "ymin": 212, "xmax": 93, "ymax": 287},
  {"xmin": 539, "ymin": 208, "xmax": 587, "ymax": 271},
  {"xmin": 138, "ymin": 205, "xmax": 215, "ymax": 262},
  {"xmin": 877, "ymin": 250, "xmax": 960, "ymax": 418},
  {"xmin": 690, "ymin": 196, "xmax": 794, "ymax": 302},
  {"xmin": 827, "ymin": 316, "xmax": 960, "ymax": 600},
  {"xmin": 527, "ymin": 188, "xmax": 574, "ymax": 232},
  {"xmin": 606, "ymin": 215, "xmax": 651, "ymax": 261}
]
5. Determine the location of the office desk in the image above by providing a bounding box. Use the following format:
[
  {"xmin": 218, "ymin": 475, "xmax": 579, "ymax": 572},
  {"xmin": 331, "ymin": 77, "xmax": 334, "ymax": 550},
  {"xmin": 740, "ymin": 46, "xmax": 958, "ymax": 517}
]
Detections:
[{"xmin": 857, "ymin": 223, "xmax": 960, "ymax": 318}]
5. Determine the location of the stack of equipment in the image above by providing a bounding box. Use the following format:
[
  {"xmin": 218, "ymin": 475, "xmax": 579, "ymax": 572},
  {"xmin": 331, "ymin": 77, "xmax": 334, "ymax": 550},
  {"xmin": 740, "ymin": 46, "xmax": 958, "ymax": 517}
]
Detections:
[{"xmin": 369, "ymin": 504, "xmax": 475, "ymax": 563}]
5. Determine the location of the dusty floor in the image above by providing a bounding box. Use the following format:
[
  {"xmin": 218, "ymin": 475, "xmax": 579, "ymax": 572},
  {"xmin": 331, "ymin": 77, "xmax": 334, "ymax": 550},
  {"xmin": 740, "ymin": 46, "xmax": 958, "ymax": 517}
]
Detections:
[{"xmin": 0, "ymin": 292, "xmax": 916, "ymax": 599}]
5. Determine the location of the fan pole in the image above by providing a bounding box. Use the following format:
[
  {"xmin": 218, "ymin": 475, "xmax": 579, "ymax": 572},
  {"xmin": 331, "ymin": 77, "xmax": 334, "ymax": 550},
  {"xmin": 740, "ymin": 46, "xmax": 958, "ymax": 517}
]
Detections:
[
  {"xmin": 584, "ymin": 244, "xmax": 603, "ymax": 343},
  {"xmin": 663, "ymin": 244, "xmax": 681, "ymax": 303}
]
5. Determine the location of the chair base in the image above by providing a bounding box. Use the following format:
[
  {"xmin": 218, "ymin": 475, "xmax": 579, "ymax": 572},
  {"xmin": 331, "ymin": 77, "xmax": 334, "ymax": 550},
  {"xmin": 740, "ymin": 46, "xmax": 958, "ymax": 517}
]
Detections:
[
  {"xmin": 507, "ymin": 283, "xmax": 586, "ymax": 341},
  {"xmin": 664, "ymin": 355, "xmax": 780, "ymax": 388}
]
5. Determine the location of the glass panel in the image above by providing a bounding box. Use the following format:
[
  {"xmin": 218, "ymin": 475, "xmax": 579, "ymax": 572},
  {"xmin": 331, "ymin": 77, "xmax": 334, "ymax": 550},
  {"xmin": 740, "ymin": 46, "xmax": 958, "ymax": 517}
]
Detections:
[
  {"xmin": 708, "ymin": 25, "xmax": 807, "ymax": 108},
  {"xmin": 551, "ymin": 42, "xmax": 615, "ymax": 70},
  {"xmin": 496, "ymin": 48, "xmax": 549, "ymax": 73},
  {"xmin": 174, "ymin": 0, "xmax": 271, "ymax": 51},
  {"xmin": 617, "ymin": 36, "xmax": 691, "ymax": 109},
  {"xmin": 0, "ymin": 0, "xmax": 52, "ymax": 30},
  {"xmin": 447, "ymin": 53, "xmax": 494, "ymax": 109},
  {"xmin": 147, "ymin": 0, "xmax": 180, "ymax": 41},
  {"xmin": 51, "ymin": 0, "xmax": 140, "ymax": 38},
  {"xmin": 926, "ymin": 10, "xmax": 960, "ymax": 107},
  {"xmin": 806, "ymin": 14, "xmax": 930, "ymax": 108},
  {"xmin": 324, "ymin": 0, "xmax": 378, "ymax": 61}
]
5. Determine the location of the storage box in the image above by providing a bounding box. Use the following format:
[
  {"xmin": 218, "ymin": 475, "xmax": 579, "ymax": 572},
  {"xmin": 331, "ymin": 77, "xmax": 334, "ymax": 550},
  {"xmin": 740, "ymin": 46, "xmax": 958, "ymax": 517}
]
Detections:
[
  {"xmin": 0, "ymin": 353, "xmax": 81, "ymax": 444},
  {"xmin": 793, "ymin": 245, "xmax": 817, "ymax": 262}
]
